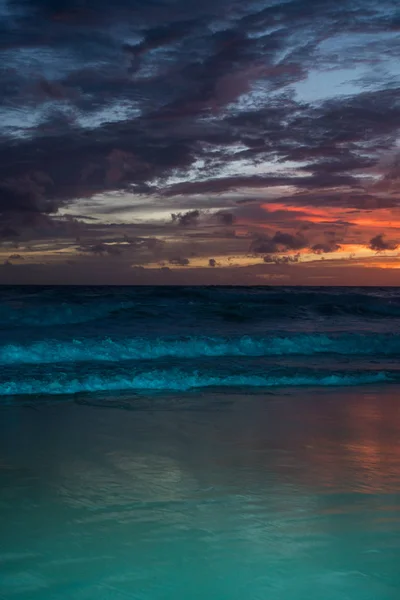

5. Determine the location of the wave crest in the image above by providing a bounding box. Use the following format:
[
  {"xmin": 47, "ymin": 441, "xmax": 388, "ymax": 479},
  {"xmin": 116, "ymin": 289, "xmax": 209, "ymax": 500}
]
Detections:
[
  {"xmin": 0, "ymin": 333, "xmax": 399, "ymax": 365},
  {"xmin": 0, "ymin": 370, "xmax": 390, "ymax": 396}
]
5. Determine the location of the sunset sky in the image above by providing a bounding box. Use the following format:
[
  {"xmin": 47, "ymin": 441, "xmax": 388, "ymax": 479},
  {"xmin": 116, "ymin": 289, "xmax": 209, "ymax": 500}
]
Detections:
[{"xmin": 0, "ymin": 0, "xmax": 399, "ymax": 284}]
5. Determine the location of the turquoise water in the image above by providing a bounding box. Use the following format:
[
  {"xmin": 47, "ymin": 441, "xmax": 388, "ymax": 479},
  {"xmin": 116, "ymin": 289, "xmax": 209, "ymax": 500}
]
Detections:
[
  {"xmin": 3, "ymin": 287, "xmax": 400, "ymax": 397},
  {"xmin": 1, "ymin": 387, "xmax": 400, "ymax": 599}
]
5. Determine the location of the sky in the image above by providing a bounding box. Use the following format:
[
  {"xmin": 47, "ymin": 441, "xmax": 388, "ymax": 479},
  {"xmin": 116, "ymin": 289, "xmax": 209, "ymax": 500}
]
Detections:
[{"xmin": 0, "ymin": 0, "xmax": 399, "ymax": 285}]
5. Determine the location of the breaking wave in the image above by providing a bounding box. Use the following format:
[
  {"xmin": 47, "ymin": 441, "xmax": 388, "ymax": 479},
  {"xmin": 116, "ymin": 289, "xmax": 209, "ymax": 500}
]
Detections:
[
  {"xmin": 0, "ymin": 370, "xmax": 390, "ymax": 396},
  {"xmin": 0, "ymin": 333, "xmax": 399, "ymax": 365},
  {"xmin": 1, "ymin": 287, "xmax": 400, "ymax": 401}
]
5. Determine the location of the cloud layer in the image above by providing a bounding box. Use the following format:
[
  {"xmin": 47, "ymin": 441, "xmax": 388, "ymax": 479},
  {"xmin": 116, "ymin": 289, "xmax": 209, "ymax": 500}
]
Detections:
[{"xmin": 1, "ymin": 0, "xmax": 400, "ymax": 283}]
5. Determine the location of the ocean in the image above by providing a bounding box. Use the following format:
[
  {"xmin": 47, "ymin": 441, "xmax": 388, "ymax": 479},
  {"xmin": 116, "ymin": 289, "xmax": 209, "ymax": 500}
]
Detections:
[{"xmin": 0, "ymin": 286, "xmax": 400, "ymax": 599}]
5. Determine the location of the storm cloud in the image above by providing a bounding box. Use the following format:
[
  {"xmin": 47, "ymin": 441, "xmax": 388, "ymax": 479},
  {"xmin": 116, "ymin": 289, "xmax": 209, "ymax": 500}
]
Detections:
[{"xmin": 1, "ymin": 0, "xmax": 400, "ymax": 282}]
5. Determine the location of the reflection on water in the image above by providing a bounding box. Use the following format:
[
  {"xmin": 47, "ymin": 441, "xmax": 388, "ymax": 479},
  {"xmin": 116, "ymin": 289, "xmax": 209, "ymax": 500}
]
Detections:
[{"xmin": 1, "ymin": 387, "xmax": 400, "ymax": 599}]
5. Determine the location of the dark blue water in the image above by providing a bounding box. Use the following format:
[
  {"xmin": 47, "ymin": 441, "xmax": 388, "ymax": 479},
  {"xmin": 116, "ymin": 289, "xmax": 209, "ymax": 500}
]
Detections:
[{"xmin": 0, "ymin": 286, "xmax": 400, "ymax": 398}]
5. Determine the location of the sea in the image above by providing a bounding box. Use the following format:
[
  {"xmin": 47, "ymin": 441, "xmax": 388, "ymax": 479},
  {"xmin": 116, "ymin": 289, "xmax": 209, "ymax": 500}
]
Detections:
[{"xmin": 0, "ymin": 286, "xmax": 399, "ymax": 599}]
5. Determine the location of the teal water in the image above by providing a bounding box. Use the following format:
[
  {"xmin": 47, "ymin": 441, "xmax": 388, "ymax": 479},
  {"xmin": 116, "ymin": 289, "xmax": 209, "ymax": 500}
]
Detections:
[
  {"xmin": 1, "ymin": 387, "xmax": 400, "ymax": 599},
  {"xmin": 3, "ymin": 287, "xmax": 400, "ymax": 397}
]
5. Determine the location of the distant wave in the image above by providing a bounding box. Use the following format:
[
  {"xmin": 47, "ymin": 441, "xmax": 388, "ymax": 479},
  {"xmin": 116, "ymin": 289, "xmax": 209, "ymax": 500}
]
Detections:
[
  {"xmin": 1, "ymin": 333, "xmax": 399, "ymax": 365},
  {"xmin": 0, "ymin": 370, "xmax": 390, "ymax": 396},
  {"xmin": 0, "ymin": 300, "xmax": 138, "ymax": 327},
  {"xmin": 2, "ymin": 287, "xmax": 400, "ymax": 327}
]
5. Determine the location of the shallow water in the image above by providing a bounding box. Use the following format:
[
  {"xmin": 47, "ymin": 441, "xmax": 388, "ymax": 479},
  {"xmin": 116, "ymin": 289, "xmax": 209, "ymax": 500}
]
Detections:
[{"xmin": 1, "ymin": 387, "xmax": 400, "ymax": 599}]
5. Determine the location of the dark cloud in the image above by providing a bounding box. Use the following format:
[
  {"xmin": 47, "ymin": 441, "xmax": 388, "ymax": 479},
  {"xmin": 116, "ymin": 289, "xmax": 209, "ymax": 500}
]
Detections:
[
  {"xmin": 249, "ymin": 228, "xmax": 342, "ymax": 257},
  {"xmin": 264, "ymin": 190, "xmax": 400, "ymax": 211},
  {"xmin": 369, "ymin": 233, "xmax": 398, "ymax": 252},
  {"xmin": 162, "ymin": 173, "xmax": 358, "ymax": 197},
  {"xmin": 169, "ymin": 256, "xmax": 190, "ymax": 266},
  {"xmin": 0, "ymin": 0, "xmax": 399, "ymax": 282},
  {"xmin": 79, "ymin": 242, "xmax": 124, "ymax": 256},
  {"xmin": 215, "ymin": 211, "xmax": 236, "ymax": 226},
  {"xmin": 263, "ymin": 254, "xmax": 301, "ymax": 265},
  {"xmin": 123, "ymin": 234, "xmax": 164, "ymax": 251},
  {"xmin": 1, "ymin": 2, "xmax": 398, "ymax": 200},
  {"xmin": 373, "ymin": 153, "xmax": 400, "ymax": 195},
  {"xmin": 171, "ymin": 210, "xmax": 201, "ymax": 226},
  {"xmin": 0, "ymin": 226, "xmax": 20, "ymax": 239},
  {"xmin": 250, "ymin": 231, "xmax": 308, "ymax": 254},
  {"xmin": 170, "ymin": 208, "xmax": 237, "ymax": 228}
]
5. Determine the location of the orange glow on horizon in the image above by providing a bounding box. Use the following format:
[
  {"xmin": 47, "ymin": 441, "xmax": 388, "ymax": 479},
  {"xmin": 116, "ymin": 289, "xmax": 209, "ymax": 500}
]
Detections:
[{"xmin": 260, "ymin": 202, "xmax": 400, "ymax": 230}]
